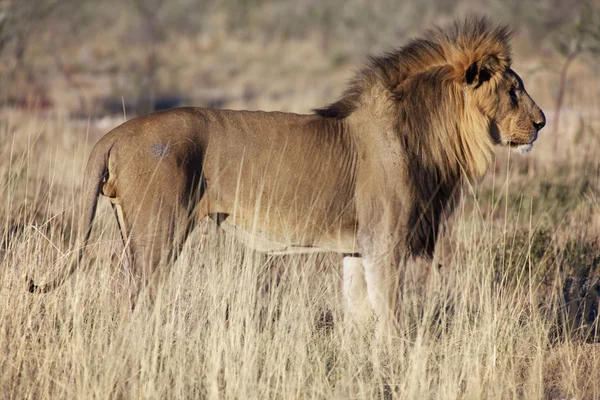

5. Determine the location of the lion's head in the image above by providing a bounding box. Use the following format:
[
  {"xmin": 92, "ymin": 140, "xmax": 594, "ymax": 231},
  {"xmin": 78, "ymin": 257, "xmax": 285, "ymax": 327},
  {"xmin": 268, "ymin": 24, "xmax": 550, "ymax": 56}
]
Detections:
[{"xmin": 465, "ymin": 56, "xmax": 546, "ymax": 155}]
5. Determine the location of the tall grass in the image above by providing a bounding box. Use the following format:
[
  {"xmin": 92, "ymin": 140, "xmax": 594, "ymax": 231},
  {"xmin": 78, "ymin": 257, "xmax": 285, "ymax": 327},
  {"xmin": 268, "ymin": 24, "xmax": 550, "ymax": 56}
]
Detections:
[{"xmin": 1, "ymin": 110, "xmax": 599, "ymax": 399}]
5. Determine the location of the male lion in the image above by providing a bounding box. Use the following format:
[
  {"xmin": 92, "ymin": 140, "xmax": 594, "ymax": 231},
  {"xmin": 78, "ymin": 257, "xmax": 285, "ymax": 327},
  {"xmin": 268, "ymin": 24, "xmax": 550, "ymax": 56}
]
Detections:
[{"xmin": 29, "ymin": 17, "xmax": 545, "ymax": 331}]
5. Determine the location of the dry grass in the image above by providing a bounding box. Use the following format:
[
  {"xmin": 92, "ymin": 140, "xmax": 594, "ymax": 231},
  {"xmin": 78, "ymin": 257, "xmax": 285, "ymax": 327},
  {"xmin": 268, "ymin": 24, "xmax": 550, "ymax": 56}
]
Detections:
[
  {"xmin": 1, "ymin": 103, "xmax": 599, "ymax": 400},
  {"xmin": 2, "ymin": 17, "xmax": 600, "ymax": 391}
]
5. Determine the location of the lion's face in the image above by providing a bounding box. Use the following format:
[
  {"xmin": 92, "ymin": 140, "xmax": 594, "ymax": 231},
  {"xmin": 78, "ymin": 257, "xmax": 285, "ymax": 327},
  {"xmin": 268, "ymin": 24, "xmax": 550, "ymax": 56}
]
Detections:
[{"xmin": 488, "ymin": 69, "xmax": 546, "ymax": 154}]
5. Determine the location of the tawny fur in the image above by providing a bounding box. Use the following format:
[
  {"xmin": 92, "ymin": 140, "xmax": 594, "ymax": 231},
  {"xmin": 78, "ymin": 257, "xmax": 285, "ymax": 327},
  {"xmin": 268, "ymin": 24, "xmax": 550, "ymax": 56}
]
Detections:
[{"xmin": 29, "ymin": 17, "xmax": 545, "ymax": 331}]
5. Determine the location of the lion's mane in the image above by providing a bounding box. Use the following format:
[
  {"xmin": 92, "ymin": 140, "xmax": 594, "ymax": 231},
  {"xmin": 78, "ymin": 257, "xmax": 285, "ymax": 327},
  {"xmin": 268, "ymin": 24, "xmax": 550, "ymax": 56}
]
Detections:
[{"xmin": 316, "ymin": 16, "xmax": 513, "ymax": 257}]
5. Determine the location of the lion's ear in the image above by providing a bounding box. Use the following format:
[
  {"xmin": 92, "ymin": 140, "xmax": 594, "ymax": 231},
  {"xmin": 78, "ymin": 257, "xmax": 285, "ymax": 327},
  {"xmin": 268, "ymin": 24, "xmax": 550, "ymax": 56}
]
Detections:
[{"xmin": 465, "ymin": 55, "xmax": 500, "ymax": 87}]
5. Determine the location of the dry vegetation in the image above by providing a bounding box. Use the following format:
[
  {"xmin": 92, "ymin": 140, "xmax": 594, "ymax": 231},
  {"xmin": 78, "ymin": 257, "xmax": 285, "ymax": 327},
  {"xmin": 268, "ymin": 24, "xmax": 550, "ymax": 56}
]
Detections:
[{"xmin": 1, "ymin": 0, "xmax": 600, "ymax": 398}]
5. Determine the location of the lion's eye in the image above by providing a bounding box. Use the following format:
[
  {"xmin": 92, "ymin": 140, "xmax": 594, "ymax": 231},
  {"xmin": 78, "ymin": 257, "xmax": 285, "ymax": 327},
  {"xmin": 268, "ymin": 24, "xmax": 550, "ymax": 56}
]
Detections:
[{"xmin": 509, "ymin": 88, "xmax": 518, "ymax": 104}]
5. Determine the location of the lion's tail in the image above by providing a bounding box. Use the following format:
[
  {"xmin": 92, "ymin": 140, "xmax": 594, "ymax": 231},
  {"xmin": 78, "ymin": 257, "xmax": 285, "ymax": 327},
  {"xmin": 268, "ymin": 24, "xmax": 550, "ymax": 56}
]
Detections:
[{"xmin": 28, "ymin": 133, "xmax": 116, "ymax": 293}]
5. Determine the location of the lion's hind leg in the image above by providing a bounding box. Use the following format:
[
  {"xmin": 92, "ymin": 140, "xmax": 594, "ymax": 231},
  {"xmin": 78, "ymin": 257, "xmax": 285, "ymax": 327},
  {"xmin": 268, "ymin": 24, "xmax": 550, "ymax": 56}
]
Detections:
[
  {"xmin": 116, "ymin": 164, "xmax": 195, "ymax": 313},
  {"xmin": 111, "ymin": 201, "xmax": 134, "ymax": 272}
]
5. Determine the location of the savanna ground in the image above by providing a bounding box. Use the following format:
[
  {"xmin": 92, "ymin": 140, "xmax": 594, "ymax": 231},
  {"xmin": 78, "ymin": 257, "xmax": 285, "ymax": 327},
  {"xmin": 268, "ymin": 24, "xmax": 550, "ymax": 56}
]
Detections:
[{"xmin": 1, "ymin": 1, "xmax": 600, "ymax": 398}]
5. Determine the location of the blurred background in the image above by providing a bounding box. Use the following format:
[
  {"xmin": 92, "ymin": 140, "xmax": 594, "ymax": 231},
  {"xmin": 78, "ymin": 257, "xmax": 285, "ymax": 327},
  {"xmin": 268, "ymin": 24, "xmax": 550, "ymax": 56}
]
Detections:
[{"xmin": 1, "ymin": 0, "xmax": 599, "ymax": 125}]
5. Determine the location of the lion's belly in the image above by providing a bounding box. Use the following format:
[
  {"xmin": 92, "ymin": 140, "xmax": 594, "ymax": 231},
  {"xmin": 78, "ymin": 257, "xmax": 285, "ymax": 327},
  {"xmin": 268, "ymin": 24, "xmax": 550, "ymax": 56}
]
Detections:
[{"xmin": 218, "ymin": 219, "xmax": 359, "ymax": 255}]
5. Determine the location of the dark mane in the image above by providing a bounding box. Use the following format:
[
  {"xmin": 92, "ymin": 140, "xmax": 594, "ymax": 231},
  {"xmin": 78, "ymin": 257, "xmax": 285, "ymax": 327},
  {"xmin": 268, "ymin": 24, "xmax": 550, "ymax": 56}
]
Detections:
[{"xmin": 314, "ymin": 16, "xmax": 512, "ymax": 119}]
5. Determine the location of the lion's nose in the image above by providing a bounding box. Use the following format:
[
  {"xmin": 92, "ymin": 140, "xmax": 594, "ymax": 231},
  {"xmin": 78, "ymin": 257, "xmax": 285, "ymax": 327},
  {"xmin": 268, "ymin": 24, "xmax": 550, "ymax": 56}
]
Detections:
[{"xmin": 533, "ymin": 111, "xmax": 546, "ymax": 131}]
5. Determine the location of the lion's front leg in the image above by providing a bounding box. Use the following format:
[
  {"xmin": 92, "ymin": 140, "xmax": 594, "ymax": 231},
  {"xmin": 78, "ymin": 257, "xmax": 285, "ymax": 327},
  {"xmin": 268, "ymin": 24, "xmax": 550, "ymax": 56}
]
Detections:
[
  {"xmin": 342, "ymin": 255, "xmax": 372, "ymax": 330},
  {"xmin": 359, "ymin": 233, "xmax": 406, "ymax": 336},
  {"xmin": 362, "ymin": 256, "xmax": 404, "ymax": 336}
]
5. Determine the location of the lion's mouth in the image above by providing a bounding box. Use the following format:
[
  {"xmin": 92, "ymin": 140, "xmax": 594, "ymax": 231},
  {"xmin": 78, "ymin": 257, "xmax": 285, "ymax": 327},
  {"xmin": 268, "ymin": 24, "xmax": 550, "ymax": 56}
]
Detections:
[
  {"xmin": 508, "ymin": 140, "xmax": 530, "ymax": 147},
  {"xmin": 508, "ymin": 140, "xmax": 534, "ymax": 154},
  {"xmin": 507, "ymin": 130, "xmax": 538, "ymax": 150}
]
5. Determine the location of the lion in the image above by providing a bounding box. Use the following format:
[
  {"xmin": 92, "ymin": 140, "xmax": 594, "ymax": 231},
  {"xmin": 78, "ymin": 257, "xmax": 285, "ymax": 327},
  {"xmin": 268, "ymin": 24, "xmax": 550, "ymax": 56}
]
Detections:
[{"xmin": 28, "ymin": 17, "xmax": 545, "ymax": 331}]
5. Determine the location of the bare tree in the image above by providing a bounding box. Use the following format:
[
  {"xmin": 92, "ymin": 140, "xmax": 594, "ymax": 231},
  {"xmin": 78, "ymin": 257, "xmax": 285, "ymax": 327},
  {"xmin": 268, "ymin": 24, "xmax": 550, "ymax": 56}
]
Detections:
[{"xmin": 550, "ymin": 1, "xmax": 600, "ymax": 149}]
